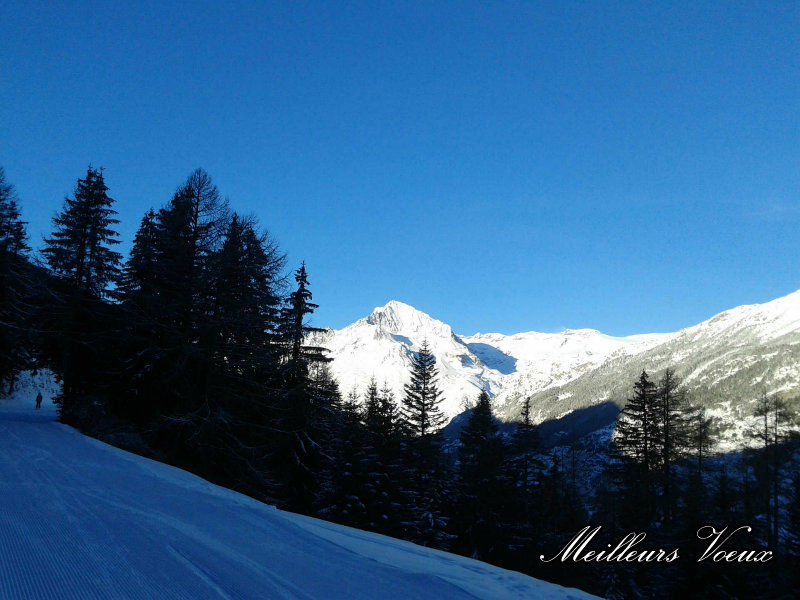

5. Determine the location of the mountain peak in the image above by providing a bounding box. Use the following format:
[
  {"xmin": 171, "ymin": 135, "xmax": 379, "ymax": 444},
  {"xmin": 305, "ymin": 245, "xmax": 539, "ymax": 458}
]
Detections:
[
  {"xmin": 375, "ymin": 299, "xmax": 418, "ymax": 314},
  {"xmin": 364, "ymin": 300, "xmax": 453, "ymax": 337}
]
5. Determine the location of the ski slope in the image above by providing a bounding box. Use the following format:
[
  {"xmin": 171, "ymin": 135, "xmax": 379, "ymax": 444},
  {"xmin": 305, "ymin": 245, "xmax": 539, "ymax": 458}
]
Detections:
[{"xmin": 0, "ymin": 381, "xmax": 596, "ymax": 600}]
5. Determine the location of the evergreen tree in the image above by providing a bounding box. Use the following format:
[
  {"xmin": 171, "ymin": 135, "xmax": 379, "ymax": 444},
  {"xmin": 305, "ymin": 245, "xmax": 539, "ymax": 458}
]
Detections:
[
  {"xmin": 154, "ymin": 168, "xmax": 229, "ymax": 338},
  {"xmin": 209, "ymin": 214, "xmax": 284, "ymax": 376},
  {"xmin": 401, "ymin": 340, "xmax": 446, "ymax": 438},
  {"xmin": 278, "ymin": 262, "xmax": 328, "ymax": 367},
  {"xmin": 0, "ymin": 167, "xmax": 28, "ymax": 256},
  {"xmin": 399, "ymin": 340, "xmax": 449, "ymax": 547},
  {"xmin": 275, "ymin": 263, "xmax": 330, "ymax": 513},
  {"xmin": 656, "ymin": 369, "xmax": 690, "ymax": 521},
  {"xmin": 748, "ymin": 393, "xmax": 798, "ymax": 548},
  {"xmin": 124, "ymin": 169, "xmax": 229, "ymax": 422},
  {"xmin": 319, "ymin": 388, "xmax": 369, "ymax": 528},
  {"xmin": 41, "ymin": 167, "xmax": 122, "ymax": 420},
  {"xmin": 364, "ymin": 378, "xmax": 381, "ymax": 431},
  {"xmin": 118, "ymin": 209, "xmax": 159, "ymax": 303},
  {"xmin": 191, "ymin": 214, "xmax": 285, "ymax": 491},
  {"xmin": 536, "ymin": 449, "xmax": 589, "ymax": 587},
  {"xmin": 43, "ymin": 167, "xmax": 121, "ymax": 296},
  {"xmin": 0, "ymin": 167, "xmax": 32, "ymax": 393},
  {"xmin": 613, "ymin": 370, "xmax": 660, "ymax": 522},
  {"xmin": 615, "ymin": 371, "xmax": 660, "ymax": 470},
  {"xmin": 512, "ymin": 396, "xmax": 542, "ymax": 499},
  {"xmin": 506, "ymin": 396, "xmax": 544, "ymax": 571},
  {"xmin": 376, "ymin": 382, "xmax": 399, "ymax": 437},
  {"xmin": 310, "ymin": 363, "xmax": 343, "ymax": 426},
  {"xmin": 364, "ymin": 381, "xmax": 406, "ymax": 537},
  {"xmin": 453, "ymin": 391, "xmax": 510, "ymax": 560},
  {"xmin": 114, "ymin": 208, "xmax": 167, "ymax": 422},
  {"xmin": 679, "ymin": 405, "xmax": 717, "ymax": 566},
  {"xmin": 688, "ymin": 406, "xmax": 716, "ymax": 477}
]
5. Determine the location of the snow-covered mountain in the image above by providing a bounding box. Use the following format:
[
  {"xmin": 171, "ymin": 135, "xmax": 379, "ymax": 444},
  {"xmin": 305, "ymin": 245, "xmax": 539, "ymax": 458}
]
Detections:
[
  {"xmin": 0, "ymin": 376, "xmax": 596, "ymax": 600},
  {"xmin": 314, "ymin": 289, "xmax": 800, "ymax": 442},
  {"xmin": 312, "ymin": 300, "xmax": 506, "ymax": 417}
]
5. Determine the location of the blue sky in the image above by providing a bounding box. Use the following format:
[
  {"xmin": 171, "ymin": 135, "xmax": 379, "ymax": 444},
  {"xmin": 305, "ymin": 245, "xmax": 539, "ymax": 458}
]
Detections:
[{"xmin": 1, "ymin": 1, "xmax": 798, "ymax": 335}]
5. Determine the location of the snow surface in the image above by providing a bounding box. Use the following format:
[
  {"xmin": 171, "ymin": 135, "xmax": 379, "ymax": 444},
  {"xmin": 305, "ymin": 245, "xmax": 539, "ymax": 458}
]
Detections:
[{"xmin": 0, "ymin": 377, "xmax": 597, "ymax": 600}]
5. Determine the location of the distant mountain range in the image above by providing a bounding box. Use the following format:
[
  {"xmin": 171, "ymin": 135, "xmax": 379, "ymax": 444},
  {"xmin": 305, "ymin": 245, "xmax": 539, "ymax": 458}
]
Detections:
[{"xmin": 312, "ymin": 290, "xmax": 800, "ymax": 448}]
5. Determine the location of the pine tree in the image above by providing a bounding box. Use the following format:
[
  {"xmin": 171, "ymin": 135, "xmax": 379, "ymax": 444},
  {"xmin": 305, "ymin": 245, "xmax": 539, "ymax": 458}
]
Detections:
[
  {"xmin": 185, "ymin": 213, "xmax": 286, "ymax": 491},
  {"xmin": 43, "ymin": 167, "xmax": 121, "ymax": 296},
  {"xmin": 399, "ymin": 340, "xmax": 449, "ymax": 547},
  {"xmin": 681, "ymin": 406, "xmax": 716, "ymax": 545},
  {"xmin": 512, "ymin": 396, "xmax": 541, "ymax": 498},
  {"xmin": 153, "ymin": 168, "xmax": 229, "ymax": 339},
  {"xmin": 656, "ymin": 369, "xmax": 690, "ymax": 521},
  {"xmin": 319, "ymin": 388, "xmax": 369, "ymax": 528},
  {"xmin": 536, "ymin": 449, "xmax": 588, "ymax": 583},
  {"xmin": 209, "ymin": 214, "xmax": 284, "ymax": 377},
  {"xmin": 362, "ymin": 381, "xmax": 406, "ymax": 537},
  {"xmin": 118, "ymin": 209, "xmax": 159, "ymax": 303},
  {"xmin": 0, "ymin": 167, "xmax": 28, "ymax": 256},
  {"xmin": 275, "ymin": 263, "xmax": 330, "ymax": 513},
  {"xmin": 377, "ymin": 382, "xmax": 399, "ymax": 437},
  {"xmin": 364, "ymin": 378, "xmax": 381, "ymax": 431},
  {"xmin": 115, "ymin": 209, "xmax": 164, "ymax": 422},
  {"xmin": 41, "ymin": 168, "xmax": 122, "ymax": 420},
  {"xmin": 688, "ymin": 406, "xmax": 716, "ymax": 477},
  {"xmin": 612, "ymin": 371, "xmax": 660, "ymax": 522},
  {"xmin": 453, "ymin": 390, "xmax": 510, "ymax": 560},
  {"xmin": 401, "ymin": 340, "xmax": 446, "ymax": 438},
  {"xmin": 458, "ymin": 392, "xmax": 499, "ymax": 470},
  {"xmin": 278, "ymin": 262, "xmax": 328, "ymax": 367},
  {"xmin": 121, "ymin": 169, "xmax": 229, "ymax": 421},
  {"xmin": 615, "ymin": 371, "xmax": 660, "ymax": 470},
  {"xmin": 506, "ymin": 396, "xmax": 543, "ymax": 568},
  {"xmin": 748, "ymin": 393, "xmax": 798, "ymax": 548},
  {"xmin": 0, "ymin": 167, "xmax": 32, "ymax": 393}
]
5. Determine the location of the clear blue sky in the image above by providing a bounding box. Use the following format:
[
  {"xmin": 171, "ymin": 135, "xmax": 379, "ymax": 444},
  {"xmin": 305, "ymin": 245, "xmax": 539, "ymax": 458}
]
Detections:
[{"xmin": 1, "ymin": 1, "xmax": 798, "ymax": 335}]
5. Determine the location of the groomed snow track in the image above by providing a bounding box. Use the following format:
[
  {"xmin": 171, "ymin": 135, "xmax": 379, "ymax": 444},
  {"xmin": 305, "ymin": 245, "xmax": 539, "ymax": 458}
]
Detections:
[{"xmin": 0, "ymin": 384, "xmax": 596, "ymax": 600}]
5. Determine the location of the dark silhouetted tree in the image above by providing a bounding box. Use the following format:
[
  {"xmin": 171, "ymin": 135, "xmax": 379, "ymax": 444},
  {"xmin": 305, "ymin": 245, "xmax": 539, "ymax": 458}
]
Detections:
[
  {"xmin": 453, "ymin": 390, "xmax": 510, "ymax": 560},
  {"xmin": 401, "ymin": 340, "xmax": 446, "ymax": 439},
  {"xmin": 275, "ymin": 263, "xmax": 330, "ymax": 513},
  {"xmin": 41, "ymin": 167, "xmax": 122, "ymax": 420},
  {"xmin": 0, "ymin": 167, "xmax": 32, "ymax": 393},
  {"xmin": 43, "ymin": 167, "xmax": 121, "ymax": 296}
]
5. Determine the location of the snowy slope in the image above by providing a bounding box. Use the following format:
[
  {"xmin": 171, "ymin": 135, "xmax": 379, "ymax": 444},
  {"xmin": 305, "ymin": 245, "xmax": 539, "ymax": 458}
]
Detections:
[
  {"xmin": 503, "ymin": 288, "xmax": 800, "ymax": 447},
  {"xmin": 464, "ymin": 328, "xmax": 672, "ymax": 413},
  {"xmin": 315, "ymin": 290, "xmax": 800, "ymax": 439},
  {"xmin": 0, "ymin": 378, "xmax": 596, "ymax": 600}
]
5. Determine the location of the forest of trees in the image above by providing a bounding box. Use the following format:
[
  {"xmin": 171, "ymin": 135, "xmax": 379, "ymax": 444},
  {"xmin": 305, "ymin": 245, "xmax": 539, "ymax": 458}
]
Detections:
[{"xmin": 1, "ymin": 165, "xmax": 800, "ymax": 599}]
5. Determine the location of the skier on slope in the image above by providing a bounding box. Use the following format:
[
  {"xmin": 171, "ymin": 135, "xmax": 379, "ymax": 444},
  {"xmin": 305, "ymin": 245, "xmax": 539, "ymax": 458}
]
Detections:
[{"xmin": 35, "ymin": 391, "xmax": 42, "ymax": 410}]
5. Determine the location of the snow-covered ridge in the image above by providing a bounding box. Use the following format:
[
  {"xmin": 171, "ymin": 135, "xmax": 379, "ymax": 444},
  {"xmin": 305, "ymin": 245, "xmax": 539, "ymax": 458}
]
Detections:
[{"xmin": 315, "ymin": 289, "xmax": 800, "ymax": 431}]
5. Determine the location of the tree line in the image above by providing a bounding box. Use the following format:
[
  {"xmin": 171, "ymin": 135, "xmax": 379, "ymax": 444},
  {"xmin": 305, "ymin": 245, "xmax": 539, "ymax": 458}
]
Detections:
[{"xmin": 1, "ymin": 165, "xmax": 800, "ymax": 599}]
